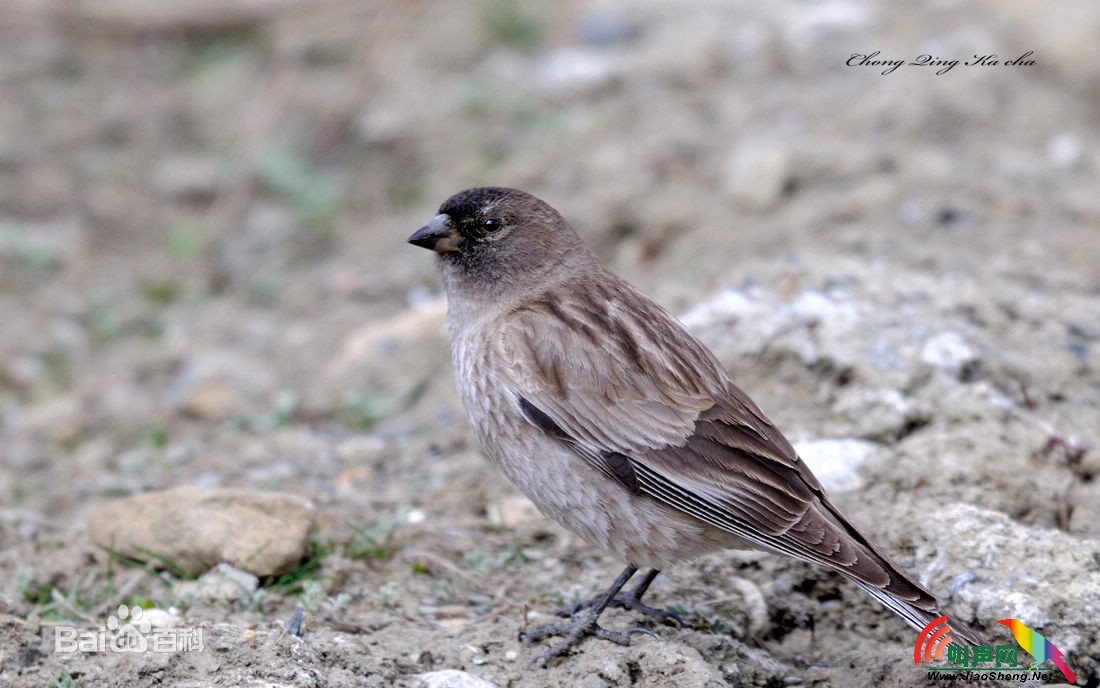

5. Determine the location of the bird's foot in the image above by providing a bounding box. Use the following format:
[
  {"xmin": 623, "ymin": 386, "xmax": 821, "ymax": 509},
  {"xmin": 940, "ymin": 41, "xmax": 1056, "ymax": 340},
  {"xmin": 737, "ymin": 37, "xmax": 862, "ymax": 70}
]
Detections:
[
  {"xmin": 521, "ymin": 608, "xmax": 656, "ymax": 665},
  {"xmin": 559, "ymin": 589, "xmax": 683, "ymax": 628}
]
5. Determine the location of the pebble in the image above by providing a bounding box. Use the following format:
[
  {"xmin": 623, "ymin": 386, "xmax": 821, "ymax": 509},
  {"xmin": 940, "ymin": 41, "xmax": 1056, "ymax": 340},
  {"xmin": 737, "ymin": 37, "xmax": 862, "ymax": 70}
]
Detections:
[
  {"xmin": 165, "ymin": 350, "xmax": 276, "ymax": 420},
  {"xmin": 88, "ymin": 486, "xmax": 314, "ymax": 576},
  {"xmin": 919, "ymin": 331, "xmax": 977, "ymax": 375},
  {"xmin": 723, "ymin": 141, "xmax": 791, "ymax": 212},
  {"xmin": 486, "ymin": 495, "xmax": 542, "ymax": 528},
  {"xmin": 152, "ymin": 155, "xmax": 222, "ymax": 202},
  {"xmin": 415, "ymin": 669, "xmax": 498, "ymax": 688},
  {"xmin": 173, "ymin": 564, "xmax": 259, "ymax": 603},
  {"xmin": 793, "ymin": 438, "xmax": 876, "ymax": 493}
]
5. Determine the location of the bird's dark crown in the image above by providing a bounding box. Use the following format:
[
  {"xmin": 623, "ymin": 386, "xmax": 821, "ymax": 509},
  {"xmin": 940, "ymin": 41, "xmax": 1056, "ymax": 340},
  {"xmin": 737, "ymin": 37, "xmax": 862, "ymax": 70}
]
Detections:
[
  {"xmin": 422, "ymin": 187, "xmax": 592, "ymax": 293},
  {"xmin": 437, "ymin": 186, "xmax": 537, "ymax": 241},
  {"xmin": 438, "ymin": 187, "xmax": 518, "ymax": 222}
]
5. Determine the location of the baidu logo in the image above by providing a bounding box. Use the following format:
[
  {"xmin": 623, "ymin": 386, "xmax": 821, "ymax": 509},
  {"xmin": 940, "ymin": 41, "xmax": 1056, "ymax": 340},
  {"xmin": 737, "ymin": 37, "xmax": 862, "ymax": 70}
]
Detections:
[{"xmin": 54, "ymin": 605, "xmax": 203, "ymax": 654}]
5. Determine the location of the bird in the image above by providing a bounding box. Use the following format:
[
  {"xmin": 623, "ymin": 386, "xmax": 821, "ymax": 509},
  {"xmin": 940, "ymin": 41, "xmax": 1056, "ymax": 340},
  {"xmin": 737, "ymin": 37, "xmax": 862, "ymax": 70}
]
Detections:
[
  {"xmin": 407, "ymin": 186, "xmax": 986, "ymax": 662},
  {"xmin": 997, "ymin": 619, "xmax": 1076, "ymax": 682}
]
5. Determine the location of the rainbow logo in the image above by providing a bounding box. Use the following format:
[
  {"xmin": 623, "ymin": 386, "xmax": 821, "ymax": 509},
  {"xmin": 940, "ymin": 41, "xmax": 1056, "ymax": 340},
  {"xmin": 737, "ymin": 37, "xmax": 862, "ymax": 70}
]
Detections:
[
  {"xmin": 997, "ymin": 619, "xmax": 1077, "ymax": 683},
  {"xmin": 913, "ymin": 615, "xmax": 954, "ymax": 663}
]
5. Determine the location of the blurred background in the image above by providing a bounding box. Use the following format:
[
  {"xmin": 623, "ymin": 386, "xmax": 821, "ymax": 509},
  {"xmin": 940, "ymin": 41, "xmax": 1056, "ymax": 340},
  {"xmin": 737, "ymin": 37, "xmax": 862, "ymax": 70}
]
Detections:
[{"xmin": 1, "ymin": 1, "xmax": 1098, "ymax": 686}]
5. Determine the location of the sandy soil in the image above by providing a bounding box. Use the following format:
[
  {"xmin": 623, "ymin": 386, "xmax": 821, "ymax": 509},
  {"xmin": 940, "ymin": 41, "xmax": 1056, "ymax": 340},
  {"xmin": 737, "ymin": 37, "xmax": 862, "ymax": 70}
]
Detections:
[{"xmin": 1, "ymin": 1, "xmax": 1097, "ymax": 686}]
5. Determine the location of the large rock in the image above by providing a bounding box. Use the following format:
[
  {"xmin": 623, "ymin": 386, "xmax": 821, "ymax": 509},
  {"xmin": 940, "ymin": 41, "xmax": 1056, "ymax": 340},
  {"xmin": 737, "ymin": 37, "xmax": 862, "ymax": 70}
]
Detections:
[
  {"xmin": 88, "ymin": 487, "xmax": 314, "ymax": 577},
  {"xmin": 911, "ymin": 504, "xmax": 1099, "ymax": 683}
]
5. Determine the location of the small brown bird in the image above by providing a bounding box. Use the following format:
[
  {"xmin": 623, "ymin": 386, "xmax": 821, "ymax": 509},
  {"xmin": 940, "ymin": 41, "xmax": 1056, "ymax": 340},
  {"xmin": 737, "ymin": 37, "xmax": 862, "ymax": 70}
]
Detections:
[{"xmin": 408, "ymin": 187, "xmax": 984, "ymax": 662}]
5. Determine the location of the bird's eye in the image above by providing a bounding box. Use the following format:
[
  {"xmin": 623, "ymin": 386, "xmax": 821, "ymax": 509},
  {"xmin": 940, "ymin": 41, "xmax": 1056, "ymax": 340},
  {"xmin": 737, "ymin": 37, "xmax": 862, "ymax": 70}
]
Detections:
[{"xmin": 482, "ymin": 218, "xmax": 503, "ymax": 232}]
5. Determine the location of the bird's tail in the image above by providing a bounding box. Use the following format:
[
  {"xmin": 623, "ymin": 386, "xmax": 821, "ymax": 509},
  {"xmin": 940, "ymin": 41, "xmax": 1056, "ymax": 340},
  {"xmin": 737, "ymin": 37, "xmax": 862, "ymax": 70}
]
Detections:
[
  {"xmin": 808, "ymin": 493, "xmax": 986, "ymax": 647},
  {"xmin": 853, "ymin": 579, "xmax": 986, "ymax": 647}
]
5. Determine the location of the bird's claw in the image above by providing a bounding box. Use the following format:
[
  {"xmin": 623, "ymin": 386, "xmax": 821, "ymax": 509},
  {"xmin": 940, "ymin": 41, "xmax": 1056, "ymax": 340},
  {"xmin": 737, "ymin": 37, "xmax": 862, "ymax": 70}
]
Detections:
[
  {"xmin": 595, "ymin": 626, "xmax": 658, "ymax": 643},
  {"xmin": 557, "ymin": 591, "xmax": 682, "ymax": 628},
  {"xmin": 522, "ymin": 609, "xmax": 656, "ymax": 666},
  {"xmin": 624, "ymin": 600, "xmax": 684, "ymax": 628}
]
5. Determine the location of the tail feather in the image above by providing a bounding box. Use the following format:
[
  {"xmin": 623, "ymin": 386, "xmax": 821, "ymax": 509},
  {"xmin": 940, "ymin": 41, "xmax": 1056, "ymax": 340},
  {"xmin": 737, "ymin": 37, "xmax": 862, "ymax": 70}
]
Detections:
[
  {"xmin": 853, "ymin": 579, "xmax": 986, "ymax": 647},
  {"xmin": 811, "ymin": 494, "xmax": 985, "ymax": 646}
]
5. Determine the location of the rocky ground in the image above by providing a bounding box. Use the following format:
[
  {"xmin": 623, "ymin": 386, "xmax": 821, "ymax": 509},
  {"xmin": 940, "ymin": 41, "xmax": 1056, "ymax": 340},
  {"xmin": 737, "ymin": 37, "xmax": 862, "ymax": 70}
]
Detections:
[{"xmin": 0, "ymin": 1, "xmax": 1097, "ymax": 686}]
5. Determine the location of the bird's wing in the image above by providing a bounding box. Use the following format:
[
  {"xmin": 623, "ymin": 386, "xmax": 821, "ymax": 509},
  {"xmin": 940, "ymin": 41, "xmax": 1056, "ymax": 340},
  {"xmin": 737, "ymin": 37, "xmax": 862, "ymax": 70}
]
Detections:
[{"xmin": 498, "ymin": 280, "xmax": 947, "ymax": 629}]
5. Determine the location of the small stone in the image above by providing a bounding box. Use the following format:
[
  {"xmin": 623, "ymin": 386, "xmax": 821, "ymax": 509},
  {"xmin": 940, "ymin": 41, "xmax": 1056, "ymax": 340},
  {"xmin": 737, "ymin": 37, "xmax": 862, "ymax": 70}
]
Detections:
[
  {"xmin": 577, "ymin": 11, "xmax": 641, "ymax": 46},
  {"xmin": 793, "ymin": 438, "xmax": 876, "ymax": 492},
  {"xmin": 831, "ymin": 387, "xmax": 925, "ymax": 441},
  {"xmin": 153, "ymin": 156, "xmax": 222, "ymax": 202},
  {"xmin": 349, "ymin": 298, "xmax": 446, "ymax": 351},
  {"xmin": 165, "ymin": 350, "xmax": 276, "ymax": 420},
  {"xmin": 535, "ymin": 48, "xmax": 621, "ymax": 99},
  {"xmin": 1047, "ymin": 132, "xmax": 1085, "ymax": 170},
  {"xmin": 461, "ymin": 644, "xmax": 486, "ymax": 666},
  {"xmin": 919, "ymin": 331, "xmax": 977, "ymax": 375},
  {"xmin": 486, "ymin": 495, "xmax": 542, "ymax": 528},
  {"xmin": 16, "ymin": 395, "xmax": 84, "ymax": 446},
  {"xmin": 0, "ymin": 215, "xmax": 83, "ymax": 269},
  {"xmin": 88, "ymin": 487, "xmax": 314, "ymax": 577},
  {"xmin": 579, "ymin": 676, "xmax": 608, "ymax": 688},
  {"xmin": 140, "ymin": 608, "xmax": 182, "ymax": 628},
  {"xmin": 679, "ymin": 287, "xmax": 760, "ymax": 331},
  {"xmin": 174, "ymin": 564, "xmax": 259, "ymax": 603},
  {"xmin": 415, "ymin": 670, "xmax": 498, "ymax": 688},
  {"xmin": 1, "ymin": 354, "xmax": 43, "ymax": 389},
  {"xmin": 723, "ymin": 141, "xmax": 791, "ymax": 212},
  {"xmin": 358, "ymin": 102, "xmax": 411, "ymax": 145},
  {"xmin": 782, "ymin": 1, "xmax": 871, "ymax": 51},
  {"xmin": 335, "ymin": 435, "xmax": 389, "ymax": 462},
  {"xmin": 0, "ymin": 509, "xmax": 43, "ymax": 543}
]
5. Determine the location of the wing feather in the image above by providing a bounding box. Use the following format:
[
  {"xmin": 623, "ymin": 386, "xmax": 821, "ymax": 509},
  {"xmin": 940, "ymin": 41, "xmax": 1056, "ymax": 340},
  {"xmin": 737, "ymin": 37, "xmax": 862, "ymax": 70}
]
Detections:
[{"xmin": 497, "ymin": 276, "xmax": 940, "ymax": 615}]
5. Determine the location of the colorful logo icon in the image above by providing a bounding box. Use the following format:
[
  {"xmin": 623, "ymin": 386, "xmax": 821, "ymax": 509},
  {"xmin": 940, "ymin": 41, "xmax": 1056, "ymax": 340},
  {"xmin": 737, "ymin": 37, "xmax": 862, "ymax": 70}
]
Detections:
[
  {"xmin": 997, "ymin": 619, "xmax": 1076, "ymax": 683},
  {"xmin": 912, "ymin": 615, "xmax": 1077, "ymax": 683},
  {"xmin": 914, "ymin": 615, "xmax": 954, "ymax": 663}
]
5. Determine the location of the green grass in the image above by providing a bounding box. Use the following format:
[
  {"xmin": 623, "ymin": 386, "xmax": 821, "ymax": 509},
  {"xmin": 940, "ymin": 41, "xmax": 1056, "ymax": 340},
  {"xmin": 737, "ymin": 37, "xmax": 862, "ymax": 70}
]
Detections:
[
  {"xmin": 0, "ymin": 226, "xmax": 64, "ymax": 270},
  {"xmin": 179, "ymin": 30, "xmax": 259, "ymax": 78},
  {"xmin": 234, "ymin": 389, "xmax": 300, "ymax": 432},
  {"xmin": 364, "ymin": 581, "xmax": 399, "ymax": 607},
  {"xmin": 481, "ymin": 0, "xmax": 545, "ymax": 50},
  {"xmin": 666, "ymin": 602, "xmax": 733, "ymax": 634},
  {"xmin": 21, "ymin": 570, "xmax": 119, "ymax": 622},
  {"xmin": 130, "ymin": 547, "xmax": 199, "ymax": 582},
  {"xmin": 257, "ymin": 145, "xmax": 344, "ymax": 230},
  {"xmin": 341, "ymin": 379, "xmax": 428, "ymax": 431},
  {"xmin": 134, "ymin": 425, "xmax": 170, "ymax": 451},
  {"xmin": 41, "ymin": 348, "xmax": 72, "ymax": 390},
  {"xmin": 267, "ymin": 534, "xmax": 335, "ymax": 595},
  {"xmin": 345, "ymin": 507, "xmax": 410, "ymax": 561},
  {"xmin": 143, "ymin": 279, "xmax": 179, "ymax": 304},
  {"xmin": 164, "ymin": 224, "xmax": 205, "ymax": 259},
  {"xmin": 47, "ymin": 670, "xmax": 85, "ymax": 688},
  {"xmin": 464, "ymin": 539, "xmax": 536, "ymax": 573},
  {"xmin": 18, "ymin": 571, "xmax": 52, "ymax": 606}
]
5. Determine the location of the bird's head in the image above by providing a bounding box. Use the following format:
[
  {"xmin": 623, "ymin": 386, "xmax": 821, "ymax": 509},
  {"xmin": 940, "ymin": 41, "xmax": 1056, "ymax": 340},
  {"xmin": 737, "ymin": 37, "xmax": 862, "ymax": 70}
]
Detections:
[{"xmin": 408, "ymin": 187, "xmax": 593, "ymax": 295}]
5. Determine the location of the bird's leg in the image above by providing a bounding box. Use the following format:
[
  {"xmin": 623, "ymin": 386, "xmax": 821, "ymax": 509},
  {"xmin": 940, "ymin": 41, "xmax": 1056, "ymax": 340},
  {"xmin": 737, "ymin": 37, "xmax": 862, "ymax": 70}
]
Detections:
[
  {"xmin": 522, "ymin": 564, "xmax": 656, "ymax": 664},
  {"xmin": 611, "ymin": 568, "xmax": 684, "ymax": 627},
  {"xmin": 560, "ymin": 568, "xmax": 683, "ymax": 628}
]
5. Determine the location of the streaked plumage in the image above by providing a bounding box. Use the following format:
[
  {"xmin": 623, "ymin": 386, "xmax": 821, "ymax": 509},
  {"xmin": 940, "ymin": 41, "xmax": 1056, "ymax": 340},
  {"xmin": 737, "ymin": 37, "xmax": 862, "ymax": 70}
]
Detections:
[{"xmin": 408, "ymin": 186, "xmax": 985, "ymax": 659}]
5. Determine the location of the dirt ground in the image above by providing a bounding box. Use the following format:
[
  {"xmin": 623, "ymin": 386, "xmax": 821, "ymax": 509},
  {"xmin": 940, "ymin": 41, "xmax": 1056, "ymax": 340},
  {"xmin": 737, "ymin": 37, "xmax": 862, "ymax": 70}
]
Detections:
[{"xmin": 1, "ymin": 1, "xmax": 1098, "ymax": 686}]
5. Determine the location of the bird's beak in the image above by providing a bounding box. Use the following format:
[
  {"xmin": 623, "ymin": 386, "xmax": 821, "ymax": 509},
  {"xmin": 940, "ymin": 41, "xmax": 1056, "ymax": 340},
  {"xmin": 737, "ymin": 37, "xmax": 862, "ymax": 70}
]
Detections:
[{"xmin": 407, "ymin": 214, "xmax": 464, "ymax": 254}]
